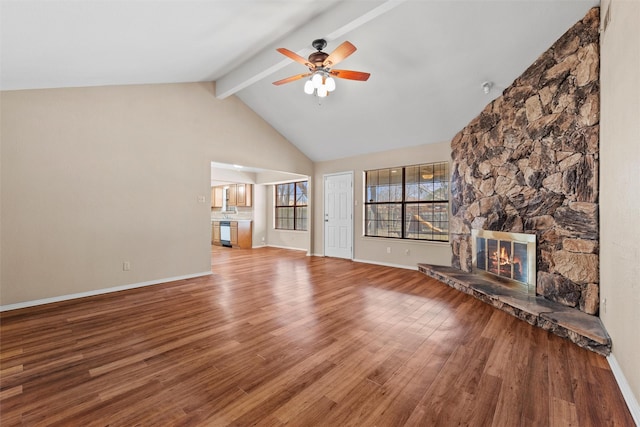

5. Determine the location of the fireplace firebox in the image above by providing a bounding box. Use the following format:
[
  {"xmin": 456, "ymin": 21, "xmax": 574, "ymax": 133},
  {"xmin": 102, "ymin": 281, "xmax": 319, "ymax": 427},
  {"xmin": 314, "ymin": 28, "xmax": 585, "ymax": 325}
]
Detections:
[{"xmin": 471, "ymin": 229, "xmax": 536, "ymax": 295}]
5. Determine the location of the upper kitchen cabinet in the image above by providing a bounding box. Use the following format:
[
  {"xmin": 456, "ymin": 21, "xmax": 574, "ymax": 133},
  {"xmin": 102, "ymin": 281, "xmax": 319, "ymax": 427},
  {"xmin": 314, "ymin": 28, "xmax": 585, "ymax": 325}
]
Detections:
[
  {"xmin": 212, "ymin": 186, "xmax": 224, "ymax": 208},
  {"xmin": 226, "ymin": 184, "xmax": 237, "ymax": 206},
  {"xmin": 235, "ymin": 183, "xmax": 252, "ymax": 207},
  {"xmin": 211, "ymin": 184, "xmax": 252, "ymax": 208}
]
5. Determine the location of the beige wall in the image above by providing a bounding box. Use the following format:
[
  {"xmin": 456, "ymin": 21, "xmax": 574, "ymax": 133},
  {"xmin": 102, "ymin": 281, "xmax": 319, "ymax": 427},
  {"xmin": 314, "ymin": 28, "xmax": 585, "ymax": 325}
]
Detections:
[
  {"xmin": 0, "ymin": 82, "xmax": 312, "ymax": 306},
  {"xmin": 600, "ymin": 0, "xmax": 640, "ymax": 414},
  {"xmin": 312, "ymin": 142, "xmax": 452, "ymax": 268}
]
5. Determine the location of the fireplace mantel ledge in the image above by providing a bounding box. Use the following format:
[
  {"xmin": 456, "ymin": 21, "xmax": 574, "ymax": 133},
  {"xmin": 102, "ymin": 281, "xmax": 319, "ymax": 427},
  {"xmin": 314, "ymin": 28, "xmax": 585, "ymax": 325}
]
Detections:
[{"xmin": 417, "ymin": 264, "xmax": 611, "ymax": 356}]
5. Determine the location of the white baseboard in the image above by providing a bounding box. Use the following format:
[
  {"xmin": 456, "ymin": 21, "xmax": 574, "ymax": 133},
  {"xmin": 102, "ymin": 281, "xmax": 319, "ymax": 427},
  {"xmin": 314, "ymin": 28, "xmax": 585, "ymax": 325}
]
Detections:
[
  {"xmin": 352, "ymin": 258, "xmax": 418, "ymax": 271},
  {"xmin": 0, "ymin": 271, "xmax": 212, "ymax": 312},
  {"xmin": 309, "ymin": 254, "xmax": 419, "ymax": 271},
  {"xmin": 608, "ymin": 354, "xmax": 640, "ymax": 426},
  {"xmin": 265, "ymin": 244, "xmax": 309, "ymax": 252}
]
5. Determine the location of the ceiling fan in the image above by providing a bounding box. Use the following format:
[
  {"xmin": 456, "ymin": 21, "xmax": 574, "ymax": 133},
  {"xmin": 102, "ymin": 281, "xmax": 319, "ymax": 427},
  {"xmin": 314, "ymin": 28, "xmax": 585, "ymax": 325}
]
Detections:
[{"xmin": 272, "ymin": 39, "xmax": 370, "ymax": 97}]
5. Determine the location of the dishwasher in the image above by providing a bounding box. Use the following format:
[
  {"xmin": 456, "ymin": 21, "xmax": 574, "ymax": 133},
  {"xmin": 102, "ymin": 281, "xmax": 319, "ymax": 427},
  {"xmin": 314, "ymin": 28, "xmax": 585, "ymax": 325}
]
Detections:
[{"xmin": 220, "ymin": 221, "xmax": 232, "ymax": 247}]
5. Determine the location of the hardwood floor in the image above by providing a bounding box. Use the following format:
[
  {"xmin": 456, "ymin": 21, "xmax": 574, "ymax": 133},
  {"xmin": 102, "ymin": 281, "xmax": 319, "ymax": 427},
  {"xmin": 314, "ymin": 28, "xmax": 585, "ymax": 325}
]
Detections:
[{"xmin": 1, "ymin": 246, "xmax": 634, "ymax": 426}]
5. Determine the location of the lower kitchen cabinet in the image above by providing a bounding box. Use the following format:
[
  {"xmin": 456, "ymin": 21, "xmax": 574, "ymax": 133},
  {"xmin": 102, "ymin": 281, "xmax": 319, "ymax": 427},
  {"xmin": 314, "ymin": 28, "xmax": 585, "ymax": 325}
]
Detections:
[
  {"xmin": 211, "ymin": 220, "xmax": 252, "ymax": 249},
  {"xmin": 212, "ymin": 221, "xmax": 221, "ymax": 245},
  {"xmin": 230, "ymin": 223, "xmax": 238, "ymax": 246},
  {"xmin": 236, "ymin": 221, "xmax": 252, "ymax": 248}
]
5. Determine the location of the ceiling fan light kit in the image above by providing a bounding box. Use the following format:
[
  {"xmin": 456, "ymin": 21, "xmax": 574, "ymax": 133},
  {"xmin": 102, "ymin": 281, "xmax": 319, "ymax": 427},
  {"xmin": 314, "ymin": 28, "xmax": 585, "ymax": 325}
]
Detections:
[
  {"xmin": 303, "ymin": 71, "xmax": 336, "ymax": 98},
  {"xmin": 273, "ymin": 38, "xmax": 370, "ymax": 99}
]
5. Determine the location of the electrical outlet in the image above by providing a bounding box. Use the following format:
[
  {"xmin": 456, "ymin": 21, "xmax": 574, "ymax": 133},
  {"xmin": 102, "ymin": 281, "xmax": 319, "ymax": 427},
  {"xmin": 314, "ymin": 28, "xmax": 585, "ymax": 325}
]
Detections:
[
  {"xmin": 601, "ymin": 298, "xmax": 607, "ymax": 314},
  {"xmin": 197, "ymin": 195, "xmax": 206, "ymax": 203},
  {"xmin": 386, "ymin": 247, "xmax": 391, "ymax": 254},
  {"xmin": 405, "ymin": 249, "xmax": 410, "ymax": 255},
  {"xmin": 123, "ymin": 261, "xmax": 131, "ymax": 271}
]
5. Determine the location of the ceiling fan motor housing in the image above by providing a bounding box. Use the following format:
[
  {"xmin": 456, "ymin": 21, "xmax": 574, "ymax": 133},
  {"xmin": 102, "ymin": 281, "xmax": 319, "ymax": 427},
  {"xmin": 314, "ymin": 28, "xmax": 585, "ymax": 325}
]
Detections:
[
  {"xmin": 309, "ymin": 39, "xmax": 329, "ymax": 67},
  {"xmin": 308, "ymin": 51, "xmax": 329, "ymax": 68}
]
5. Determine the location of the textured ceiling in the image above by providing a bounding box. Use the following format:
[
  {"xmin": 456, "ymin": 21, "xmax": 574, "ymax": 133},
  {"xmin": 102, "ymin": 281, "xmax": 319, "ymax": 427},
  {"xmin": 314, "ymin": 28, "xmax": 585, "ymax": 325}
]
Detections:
[{"xmin": 1, "ymin": 0, "xmax": 598, "ymax": 162}]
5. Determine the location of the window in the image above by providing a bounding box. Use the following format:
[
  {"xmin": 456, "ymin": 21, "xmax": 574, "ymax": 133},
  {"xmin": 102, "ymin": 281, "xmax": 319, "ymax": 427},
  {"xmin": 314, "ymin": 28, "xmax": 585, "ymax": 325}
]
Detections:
[
  {"xmin": 365, "ymin": 162, "xmax": 449, "ymax": 241},
  {"xmin": 275, "ymin": 181, "xmax": 308, "ymax": 231}
]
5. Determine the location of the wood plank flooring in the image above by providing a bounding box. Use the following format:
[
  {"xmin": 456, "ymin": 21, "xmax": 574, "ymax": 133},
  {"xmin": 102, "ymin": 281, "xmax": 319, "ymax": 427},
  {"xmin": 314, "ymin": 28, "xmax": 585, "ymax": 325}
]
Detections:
[{"xmin": 1, "ymin": 247, "xmax": 634, "ymax": 426}]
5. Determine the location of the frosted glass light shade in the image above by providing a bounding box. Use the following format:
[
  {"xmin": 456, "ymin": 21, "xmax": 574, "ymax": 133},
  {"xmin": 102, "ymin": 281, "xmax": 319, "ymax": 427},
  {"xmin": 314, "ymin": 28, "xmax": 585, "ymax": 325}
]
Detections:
[
  {"xmin": 304, "ymin": 80, "xmax": 314, "ymax": 94},
  {"xmin": 317, "ymin": 87, "xmax": 328, "ymax": 97},
  {"xmin": 311, "ymin": 73, "xmax": 323, "ymax": 88},
  {"xmin": 325, "ymin": 77, "xmax": 336, "ymax": 92}
]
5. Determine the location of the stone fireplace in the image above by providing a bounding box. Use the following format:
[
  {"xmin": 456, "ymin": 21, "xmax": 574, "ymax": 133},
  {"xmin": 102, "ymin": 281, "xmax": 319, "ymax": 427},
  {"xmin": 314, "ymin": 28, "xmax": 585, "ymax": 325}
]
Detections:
[
  {"xmin": 419, "ymin": 7, "xmax": 610, "ymax": 354},
  {"xmin": 450, "ymin": 7, "xmax": 600, "ymax": 315},
  {"xmin": 472, "ymin": 229, "xmax": 536, "ymax": 295}
]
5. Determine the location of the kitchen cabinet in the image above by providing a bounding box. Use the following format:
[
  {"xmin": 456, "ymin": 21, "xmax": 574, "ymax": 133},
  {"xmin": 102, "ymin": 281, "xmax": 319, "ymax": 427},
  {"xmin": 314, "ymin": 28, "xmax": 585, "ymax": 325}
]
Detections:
[
  {"xmin": 226, "ymin": 185, "xmax": 237, "ymax": 206},
  {"xmin": 212, "ymin": 221, "xmax": 221, "ymax": 244},
  {"xmin": 211, "ymin": 220, "xmax": 252, "ymax": 248},
  {"xmin": 212, "ymin": 187, "xmax": 224, "ymax": 208},
  {"xmin": 211, "ymin": 184, "xmax": 252, "ymax": 208},
  {"xmin": 230, "ymin": 222, "xmax": 238, "ymax": 246},
  {"xmin": 235, "ymin": 184, "xmax": 252, "ymax": 207},
  {"xmin": 236, "ymin": 221, "xmax": 252, "ymax": 248}
]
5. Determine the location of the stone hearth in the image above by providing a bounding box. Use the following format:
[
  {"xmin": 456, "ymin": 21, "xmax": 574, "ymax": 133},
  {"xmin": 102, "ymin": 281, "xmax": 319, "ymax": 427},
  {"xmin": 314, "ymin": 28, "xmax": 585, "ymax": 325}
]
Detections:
[{"xmin": 418, "ymin": 264, "xmax": 610, "ymax": 355}]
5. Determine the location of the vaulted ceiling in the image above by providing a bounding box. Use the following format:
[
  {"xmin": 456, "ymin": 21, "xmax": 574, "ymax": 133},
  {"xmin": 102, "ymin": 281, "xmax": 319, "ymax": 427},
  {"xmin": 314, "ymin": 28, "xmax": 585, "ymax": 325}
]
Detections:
[{"xmin": 1, "ymin": 0, "xmax": 598, "ymax": 162}]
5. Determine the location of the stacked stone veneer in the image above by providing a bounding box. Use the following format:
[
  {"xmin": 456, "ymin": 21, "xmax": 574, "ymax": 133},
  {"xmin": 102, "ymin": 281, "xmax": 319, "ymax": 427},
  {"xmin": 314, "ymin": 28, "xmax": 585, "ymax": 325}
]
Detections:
[{"xmin": 450, "ymin": 8, "xmax": 600, "ymax": 314}]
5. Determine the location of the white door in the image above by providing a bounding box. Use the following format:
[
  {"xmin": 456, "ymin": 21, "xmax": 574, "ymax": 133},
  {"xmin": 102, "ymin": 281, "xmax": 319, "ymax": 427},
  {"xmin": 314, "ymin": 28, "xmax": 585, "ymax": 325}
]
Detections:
[{"xmin": 324, "ymin": 172, "xmax": 353, "ymax": 259}]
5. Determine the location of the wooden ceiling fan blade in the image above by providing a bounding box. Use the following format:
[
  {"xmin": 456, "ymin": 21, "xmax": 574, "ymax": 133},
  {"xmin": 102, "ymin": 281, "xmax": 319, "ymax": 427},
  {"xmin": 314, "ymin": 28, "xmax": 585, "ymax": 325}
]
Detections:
[
  {"xmin": 323, "ymin": 41, "xmax": 356, "ymax": 67},
  {"xmin": 276, "ymin": 48, "xmax": 315, "ymax": 69},
  {"xmin": 272, "ymin": 73, "xmax": 311, "ymax": 86},
  {"xmin": 329, "ymin": 69, "xmax": 371, "ymax": 81}
]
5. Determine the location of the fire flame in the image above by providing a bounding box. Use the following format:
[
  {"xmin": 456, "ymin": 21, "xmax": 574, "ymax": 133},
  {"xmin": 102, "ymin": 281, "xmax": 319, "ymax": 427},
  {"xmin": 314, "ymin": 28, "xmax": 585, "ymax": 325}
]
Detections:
[
  {"xmin": 489, "ymin": 246, "xmax": 523, "ymax": 277},
  {"xmin": 491, "ymin": 247, "xmax": 511, "ymax": 266}
]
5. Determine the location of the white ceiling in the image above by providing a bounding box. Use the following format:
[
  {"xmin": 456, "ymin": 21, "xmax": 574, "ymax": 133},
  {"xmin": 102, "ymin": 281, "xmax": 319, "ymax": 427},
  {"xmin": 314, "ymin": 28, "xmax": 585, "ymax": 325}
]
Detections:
[{"xmin": 1, "ymin": 0, "xmax": 598, "ymax": 162}]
